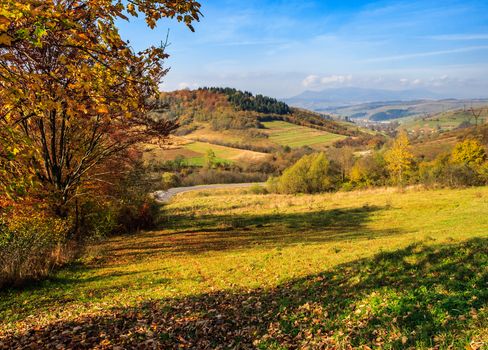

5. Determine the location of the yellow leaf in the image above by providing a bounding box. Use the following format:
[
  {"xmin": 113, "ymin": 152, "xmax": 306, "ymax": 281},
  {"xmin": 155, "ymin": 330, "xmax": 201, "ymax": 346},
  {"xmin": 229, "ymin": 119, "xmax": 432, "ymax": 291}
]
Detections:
[
  {"xmin": 97, "ymin": 106, "xmax": 109, "ymax": 114},
  {"xmin": 0, "ymin": 33, "xmax": 12, "ymax": 46}
]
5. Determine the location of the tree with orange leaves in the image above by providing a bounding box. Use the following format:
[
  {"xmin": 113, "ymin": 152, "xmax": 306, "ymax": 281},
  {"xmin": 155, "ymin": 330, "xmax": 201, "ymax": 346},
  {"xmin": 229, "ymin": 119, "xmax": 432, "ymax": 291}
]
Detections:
[{"xmin": 0, "ymin": 1, "xmax": 201, "ymax": 214}]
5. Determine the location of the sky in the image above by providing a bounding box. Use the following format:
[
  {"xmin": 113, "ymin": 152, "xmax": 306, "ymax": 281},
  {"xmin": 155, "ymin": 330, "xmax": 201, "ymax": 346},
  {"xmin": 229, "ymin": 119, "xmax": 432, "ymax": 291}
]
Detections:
[{"xmin": 117, "ymin": 0, "xmax": 488, "ymax": 99}]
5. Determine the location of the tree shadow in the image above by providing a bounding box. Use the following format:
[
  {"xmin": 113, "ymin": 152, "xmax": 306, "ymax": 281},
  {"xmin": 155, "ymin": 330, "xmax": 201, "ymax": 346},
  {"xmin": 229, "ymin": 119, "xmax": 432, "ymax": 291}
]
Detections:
[
  {"xmin": 104, "ymin": 205, "xmax": 400, "ymax": 259},
  {"xmin": 2, "ymin": 238, "xmax": 486, "ymax": 349}
]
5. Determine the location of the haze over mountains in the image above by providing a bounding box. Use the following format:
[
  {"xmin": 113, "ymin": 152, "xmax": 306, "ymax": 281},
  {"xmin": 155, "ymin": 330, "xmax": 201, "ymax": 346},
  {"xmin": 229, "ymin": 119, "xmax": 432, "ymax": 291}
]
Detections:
[
  {"xmin": 285, "ymin": 87, "xmax": 486, "ymax": 110},
  {"xmin": 282, "ymin": 87, "xmax": 488, "ymax": 120}
]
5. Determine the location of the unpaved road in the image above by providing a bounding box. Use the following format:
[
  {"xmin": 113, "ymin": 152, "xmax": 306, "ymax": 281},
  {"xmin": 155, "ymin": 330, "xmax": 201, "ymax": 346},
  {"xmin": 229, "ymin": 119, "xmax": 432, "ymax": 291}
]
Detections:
[{"xmin": 154, "ymin": 183, "xmax": 265, "ymax": 203}]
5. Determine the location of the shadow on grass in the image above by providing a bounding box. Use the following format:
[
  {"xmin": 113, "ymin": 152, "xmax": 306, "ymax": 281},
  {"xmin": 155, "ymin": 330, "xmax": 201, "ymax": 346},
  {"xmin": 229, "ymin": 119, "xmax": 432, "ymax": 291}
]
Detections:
[
  {"xmin": 2, "ymin": 238, "xmax": 486, "ymax": 349},
  {"xmin": 106, "ymin": 205, "xmax": 400, "ymax": 258}
]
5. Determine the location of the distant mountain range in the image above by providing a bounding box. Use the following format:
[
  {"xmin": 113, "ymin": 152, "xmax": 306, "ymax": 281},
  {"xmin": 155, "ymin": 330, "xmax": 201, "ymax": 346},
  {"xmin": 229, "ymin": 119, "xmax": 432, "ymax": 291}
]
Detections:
[
  {"xmin": 284, "ymin": 87, "xmax": 447, "ymax": 109},
  {"xmin": 283, "ymin": 87, "xmax": 488, "ymax": 121}
]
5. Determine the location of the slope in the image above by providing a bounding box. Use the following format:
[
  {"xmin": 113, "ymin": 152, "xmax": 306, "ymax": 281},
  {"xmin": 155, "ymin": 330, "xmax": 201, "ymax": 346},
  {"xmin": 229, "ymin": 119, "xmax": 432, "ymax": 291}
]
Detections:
[
  {"xmin": 1, "ymin": 186, "xmax": 487, "ymax": 348},
  {"xmin": 145, "ymin": 88, "xmax": 366, "ymax": 165}
]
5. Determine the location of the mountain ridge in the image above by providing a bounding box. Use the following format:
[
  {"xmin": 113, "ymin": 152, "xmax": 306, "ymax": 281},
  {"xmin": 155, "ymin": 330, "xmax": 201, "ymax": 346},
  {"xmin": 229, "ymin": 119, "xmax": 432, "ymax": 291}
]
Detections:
[{"xmin": 285, "ymin": 87, "xmax": 447, "ymax": 108}]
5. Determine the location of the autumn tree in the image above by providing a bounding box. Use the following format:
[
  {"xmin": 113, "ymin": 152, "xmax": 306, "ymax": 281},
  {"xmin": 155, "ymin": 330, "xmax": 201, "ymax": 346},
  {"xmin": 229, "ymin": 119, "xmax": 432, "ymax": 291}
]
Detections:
[
  {"xmin": 468, "ymin": 107, "xmax": 484, "ymax": 126},
  {"xmin": 0, "ymin": 126, "xmax": 37, "ymax": 198},
  {"xmin": 204, "ymin": 149, "xmax": 217, "ymax": 169},
  {"xmin": 328, "ymin": 146, "xmax": 355, "ymax": 182},
  {"xmin": 385, "ymin": 130, "xmax": 414, "ymax": 185},
  {"xmin": 276, "ymin": 153, "xmax": 336, "ymax": 194},
  {"xmin": 0, "ymin": 1, "xmax": 201, "ymax": 214},
  {"xmin": 350, "ymin": 153, "xmax": 388, "ymax": 187},
  {"xmin": 451, "ymin": 139, "xmax": 487, "ymax": 167}
]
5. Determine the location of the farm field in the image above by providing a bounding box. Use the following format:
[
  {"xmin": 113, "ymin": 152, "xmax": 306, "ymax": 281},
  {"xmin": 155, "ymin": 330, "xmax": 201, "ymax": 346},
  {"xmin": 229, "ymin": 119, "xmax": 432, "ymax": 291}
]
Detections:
[
  {"xmin": 1, "ymin": 186, "xmax": 487, "ymax": 348},
  {"xmin": 144, "ymin": 139, "xmax": 270, "ymax": 165},
  {"xmin": 143, "ymin": 120, "xmax": 348, "ymax": 167},
  {"xmin": 402, "ymin": 108, "xmax": 488, "ymax": 133},
  {"xmin": 262, "ymin": 120, "xmax": 346, "ymax": 148}
]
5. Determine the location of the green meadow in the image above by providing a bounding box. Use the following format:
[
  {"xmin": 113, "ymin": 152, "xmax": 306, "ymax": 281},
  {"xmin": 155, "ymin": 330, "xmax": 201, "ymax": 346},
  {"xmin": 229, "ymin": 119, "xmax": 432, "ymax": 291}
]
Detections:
[
  {"xmin": 1, "ymin": 186, "xmax": 487, "ymax": 348},
  {"xmin": 262, "ymin": 120, "xmax": 346, "ymax": 148}
]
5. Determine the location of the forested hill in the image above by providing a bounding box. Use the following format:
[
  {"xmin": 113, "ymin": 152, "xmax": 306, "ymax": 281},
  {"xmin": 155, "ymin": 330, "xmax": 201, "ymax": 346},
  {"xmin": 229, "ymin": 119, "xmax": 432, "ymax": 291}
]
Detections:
[
  {"xmin": 202, "ymin": 87, "xmax": 291, "ymax": 115},
  {"xmin": 156, "ymin": 88, "xmax": 361, "ymax": 137}
]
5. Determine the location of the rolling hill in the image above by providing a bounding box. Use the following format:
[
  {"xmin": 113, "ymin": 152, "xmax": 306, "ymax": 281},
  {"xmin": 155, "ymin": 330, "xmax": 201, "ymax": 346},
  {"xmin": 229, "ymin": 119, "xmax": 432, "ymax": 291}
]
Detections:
[
  {"xmin": 402, "ymin": 107, "xmax": 487, "ymax": 133},
  {"xmin": 298, "ymin": 98, "xmax": 488, "ymax": 123},
  {"xmin": 146, "ymin": 88, "xmax": 367, "ymax": 165}
]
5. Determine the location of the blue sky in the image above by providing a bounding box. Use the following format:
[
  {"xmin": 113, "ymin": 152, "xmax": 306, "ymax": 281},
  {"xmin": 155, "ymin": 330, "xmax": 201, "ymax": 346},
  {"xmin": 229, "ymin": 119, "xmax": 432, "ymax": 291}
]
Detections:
[{"xmin": 118, "ymin": 0, "xmax": 488, "ymax": 98}]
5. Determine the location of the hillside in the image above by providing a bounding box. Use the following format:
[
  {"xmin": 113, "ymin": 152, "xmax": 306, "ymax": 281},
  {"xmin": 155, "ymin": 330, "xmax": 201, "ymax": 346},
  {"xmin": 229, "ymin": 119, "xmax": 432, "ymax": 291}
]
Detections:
[
  {"xmin": 322, "ymin": 99, "xmax": 488, "ymax": 122},
  {"xmin": 402, "ymin": 107, "xmax": 487, "ymax": 133},
  {"xmin": 409, "ymin": 121, "xmax": 488, "ymax": 160},
  {"xmin": 2, "ymin": 186, "xmax": 487, "ymax": 348},
  {"xmin": 146, "ymin": 88, "xmax": 366, "ymax": 165}
]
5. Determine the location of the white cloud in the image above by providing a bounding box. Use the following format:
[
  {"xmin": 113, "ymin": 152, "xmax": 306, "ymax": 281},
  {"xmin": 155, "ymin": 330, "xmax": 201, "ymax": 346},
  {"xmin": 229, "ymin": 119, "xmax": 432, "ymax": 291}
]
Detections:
[
  {"xmin": 302, "ymin": 74, "xmax": 353, "ymax": 89},
  {"xmin": 302, "ymin": 75, "xmax": 320, "ymax": 88},
  {"xmin": 398, "ymin": 75, "xmax": 455, "ymax": 88},
  {"xmin": 321, "ymin": 74, "xmax": 352, "ymax": 85},
  {"xmin": 428, "ymin": 75, "xmax": 453, "ymax": 87},
  {"xmin": 178, "ymin": 82, "xmax": 200, "ymax": 90}
]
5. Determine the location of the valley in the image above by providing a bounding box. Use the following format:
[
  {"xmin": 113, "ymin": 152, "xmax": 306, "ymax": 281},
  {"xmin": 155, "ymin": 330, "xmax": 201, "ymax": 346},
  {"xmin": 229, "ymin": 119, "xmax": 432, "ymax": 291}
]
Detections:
[{"xmin": 3, "ymin": 1, "xmax": 488, "ymax": 349}]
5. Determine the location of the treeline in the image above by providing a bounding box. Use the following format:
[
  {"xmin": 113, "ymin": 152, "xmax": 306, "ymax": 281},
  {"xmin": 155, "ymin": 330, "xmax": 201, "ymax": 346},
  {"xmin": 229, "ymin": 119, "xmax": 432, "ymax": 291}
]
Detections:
[
  {"xmin": 370, "ymin": 109, "xmax": 412, "ymax": 121},
  {"xmin": 158, "ymin": 89, "xmax": 362, "ymax": 138},
  {"xmin": 267, "ymin": 132, "xmax": 488, "ymax": 194},
  {"xmin": 158, "ymin": 89, "xmax": 262, "ymax": 130},
  {"xmin": 201, "ymin": 87, "xmax": 291, "ymax": 115},
  {"xmin": 151, "ymin": 146, "xmax": 319, "ymax": 188},
  {"xmin": 272, "ymin": 109, "xmax": 360, "ymax": 137}
]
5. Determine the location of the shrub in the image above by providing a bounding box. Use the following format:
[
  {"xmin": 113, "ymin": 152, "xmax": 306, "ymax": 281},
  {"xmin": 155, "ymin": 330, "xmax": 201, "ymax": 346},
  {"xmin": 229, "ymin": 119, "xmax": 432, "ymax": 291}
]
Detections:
[
  {"xmin": 418, "ymin": 153, "xmax": 482, "ymax": 188},
  {"xmin": 451, "ymin": 139, "xmax": 487, "ymax": 167},
  {"xmin": 78, "ymin": 199, "xmax": 119, "ymax": 239},
  {"xmin": 161, "ymin": 172, "xmax": 180, "ymax": 190},
  {"xmin": 248, "ymin": 184, "xmax": 268, "ymax": 195},
  {"xmin": 478, "ymin": 162, "xmax": 488, "ymax": 184},
  {"xmin": 181, "ymin": 169, "xmax": 267, "ymax": 186},
  {"xmin": 0, "ymin": 208, "xmax": 71, "ymax": 288},
  {"xmin": 115, "ymin": 199, "xmax": 160, "ymax": 234},
  {"xmin": 273, "ymin": 153, "xmax": 338, "ymax": 194},
  {"xmin": 74, "ymin": 160, "xmax": 163, "ymax": 239},
  {"xmin": 350, "ymin": 153, "xmax": 388, "ymax": 188}
]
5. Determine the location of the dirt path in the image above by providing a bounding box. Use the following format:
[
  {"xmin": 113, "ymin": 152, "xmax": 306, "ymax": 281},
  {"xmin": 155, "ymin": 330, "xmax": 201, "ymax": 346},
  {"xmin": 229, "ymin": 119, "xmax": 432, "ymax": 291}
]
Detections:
[{"xmin": 154, "ymin": 182, "xmax": 265, "ymax": 203}]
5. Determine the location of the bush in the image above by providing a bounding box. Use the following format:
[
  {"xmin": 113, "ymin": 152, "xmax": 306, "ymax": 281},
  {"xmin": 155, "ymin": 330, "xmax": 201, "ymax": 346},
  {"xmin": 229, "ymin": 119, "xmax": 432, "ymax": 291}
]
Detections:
[
  {"xmin": 418, "ymin": 153, "xmax": 483, "ymax": 188},
  {"xmin": 272, "ymin": 153, "xmax": 338, "ymax": 194},
  {"xmin": 78, "ymin": 199, "xmax": 119, "ymax": 239},
  {"xmin": 181, "ymin": 169, "xmax": 267, "ymax": 186},
  {"xmin": 79, "ymin": 162, "xmax": 163, "ymax": 237},
  {"xmin": 0, "ymin": 208, "xmax": 71, "ymax": 288},
  {"xmin": 349, "ymin": 153, "xmax": 388, "ymax": 188},
  {"xmin": 162, "ymin": 172, "xmax": 180, "ymax": 190},
  {"xmin": 247, "ymin": 184, "xmax": 268, "ymax": 195},
  {"xmin": 451, "ymin": 139, "xmax": 486, "ymax": 166},
  {"xmin": 115, "ymin": 199, "xmax": 160, "ymax": 234}
]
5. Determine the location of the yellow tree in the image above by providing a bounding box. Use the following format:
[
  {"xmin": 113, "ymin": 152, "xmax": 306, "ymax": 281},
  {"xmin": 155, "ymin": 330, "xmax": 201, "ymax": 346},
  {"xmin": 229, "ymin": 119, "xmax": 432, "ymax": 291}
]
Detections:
[
  {"xmin": 0, "ymin": 0, "xmax": 201, "ymax": 214},
  {"xmin": 451, "ymin": 139, "xmax": 487, "ymax": 167},
  {"xmin": 385, "ymin": 130, "xmax": 414, "ymax": 185}
]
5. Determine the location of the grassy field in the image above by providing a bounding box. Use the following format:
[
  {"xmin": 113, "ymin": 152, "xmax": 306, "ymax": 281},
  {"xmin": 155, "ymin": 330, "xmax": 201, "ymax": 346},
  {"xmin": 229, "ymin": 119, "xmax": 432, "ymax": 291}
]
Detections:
[
  {"xmin": 143, "ymin": 121, "xmax": 348, "ymax": 167},
  {"xmin": 144, "ymin": 139, "xmax": 270, "ymax": 166},
  {"xmin": 262, "ymin": 120, "xmax": 346, "ymax": 148},
  {"xmin": 402, "ymin": 109, "xmax": 487, "ymax": 133},
  {"xmin": 1, "ymin": 187, "xmax": 487, "ymax": 348}
]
